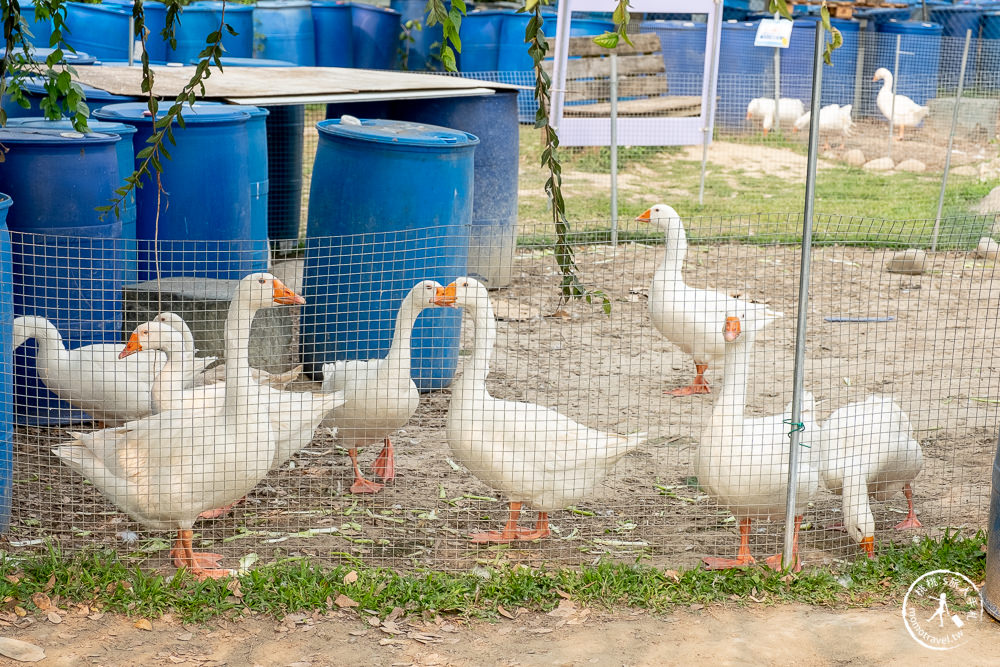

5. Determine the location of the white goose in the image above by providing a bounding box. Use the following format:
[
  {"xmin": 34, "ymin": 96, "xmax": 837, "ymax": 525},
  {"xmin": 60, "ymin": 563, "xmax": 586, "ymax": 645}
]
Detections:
[
  {"xmin": 154, "ymin": 311, "xmax": 301, "ymax": 389},
  {"xmin": 320, "ymin": 280, "xmax": 444, "ymax": 494},
  {"xmin": 793, "ymin": 104, "xmax": 853, "ymax": 149},
  {"xmin": 695, "ymin": 313, "xmax": 819, "ymax": 571},
  {"xmin": 817, "ymin": 395, "xmax": 923, "ymax": 558},
  {"xmin": 13, "ymin": 316, "xmax": 164, "ymax": 425},
  {"xmin": 436, "ymin": 278, "xmax": 647, "ymax": 543},
  {"xmin": 636, "ymin": 204, "xmax": 783, "ymax": 396},
  {"xmin": 873, "ymin": 68, "xmax": 929, "ymax": 140},
  {"xmin": 51, "ymin": 273, "xmax": 302, "ymax": 579},
  {"xmin": 746, "ymin": 97, "xmax": 805, "ymax": 136}
]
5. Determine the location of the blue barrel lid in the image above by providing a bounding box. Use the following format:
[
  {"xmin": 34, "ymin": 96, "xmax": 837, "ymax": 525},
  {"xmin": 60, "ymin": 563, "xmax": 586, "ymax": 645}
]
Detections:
[
  {"xmin": 640, "ymin": 19, "xmax": 705, "ymax": 28},
  {"xmin": 93, "ymin": 101, "xmax": 252, "ymax": 124},
  {"xmin": 24, "ymin": 47, "xmax": 97, "ymax": 66},
  {"xmin": 878, "ymin": 18, "xmax": 942, "ymax": 33},
  {"xmin": 318, "ymin": 116, "xmax": 479, "ymax": 147},
  {"xmin": 3, "ymin": 117, "xmax": 139, "ymax": 136},
  {"xmin": 179, "ymin": 1, "xmax": 253, "ymax": 12},
  {"xmin": 188, "ymin": 101, "xmax": 269, "ymax": 119},
  {"xmin": 312, "ymin": 0, "xmax": 351, "ymax": 6},
  {"xmin": 0, "ymin": 127, "xmax": 121, "ymax": 146},
  {"xmin": 257, "ymin": 0, "xmax": 314, "ymax": 7},
  {"xmin": 0, "ymin": 193, "xmax": 11, "ymax": 212},
  {"xmin": 350, "ymin": 2, "xmax": 400, "ymax": 15},
  {"xmin": 187, "ymin": 56, "xmax": 297, "ymax": 67},
  {"xmin": 722, "ymin": 19, "xmax": 759, "ymax": 28},
  {"xmin": 790, "ymin": 14, "xmax": 861, "ymax": 30},
  {"xmin": 19, "ymin": 76, "xmax": 136, "ymax": 101}
]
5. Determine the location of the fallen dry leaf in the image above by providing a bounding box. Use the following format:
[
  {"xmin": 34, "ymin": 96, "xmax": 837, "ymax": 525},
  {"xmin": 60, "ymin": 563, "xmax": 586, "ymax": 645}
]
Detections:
[
  {"xmin": 333, "ymin": 594, "xmax": 358, "ymax": 609},
  {"xmin": 13, "ymin": 607, "xmax": 26, "ymax": 618},
  {"xmin": 226, "ymin": 579, "xmax": 243, "ymax": 599},
  {"xmin": 547, "ymin": 600, "xmax": 577, "ymax": 618},
  {"xmin": 29, "ymin": 594, "xmax": 50, "ymax": 611},
  {"xmin": 366, "ymin": 616, "xmax": 380, "ymax": 627},
  {"xmin": 45, "ymin": 612, "xmax": 61, "ymax": 625},
  {"xmin": 528, "ymin": 628, "xmax": 554, "ymax": 634},
  {"xmin": 664, "ymin": 570, "xmax": 680, "ymax": 582},
  {"xmin": 385, "ymin": 606, "xmax": 404, "ymax": 623},
  {"xmin": 343, "ymin": 570, "xmax": 358, "ymax": 585},
  {"xmin": 133, "ymin": 618, "xmax": 153, "ymax": 631},
  {"xmin": 42, "ymin": 576, "xmax": 55, "ymax": 594},
  {"xmin": 0, "ymin": 637, "xmax": 45, "ymax": 662},
  {"xmin": 497, "ymin": 605, "xmax": 515, "ymax": 620},
  {"xmin": 87, "ymin": 612, "xmax": 104, "ymax": 621}
]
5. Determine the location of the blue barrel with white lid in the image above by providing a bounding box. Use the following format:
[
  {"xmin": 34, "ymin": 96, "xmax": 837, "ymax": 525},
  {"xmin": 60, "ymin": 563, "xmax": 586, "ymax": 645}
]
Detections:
[
  {"xmin": 0, "ymin": 127, "xmax": 125, "ymax": 425},
  {"xmin": 351, "ymin": 2, "xmax": 401, "ymax": 69},
  {"xmin": 302, "ymin": 117, "xmax": 476, "ymax": 389},
  {"xmin": 0, "ymin": 194, "xmax": 14, "ymax": 528},
  {"xmin": 312, "ymin": 0, "xmax": 354, "ymax": 66},
  {"xmin": 254, "ymin": 0, "xmax": 317, "ymax": 65},
  {"xmin": 93, "ymin": 102, "xmax": 262, "ymax": 281},
  {"xmin": 2, "ymin": 76, "xmax": 140, "ymax": 120}
]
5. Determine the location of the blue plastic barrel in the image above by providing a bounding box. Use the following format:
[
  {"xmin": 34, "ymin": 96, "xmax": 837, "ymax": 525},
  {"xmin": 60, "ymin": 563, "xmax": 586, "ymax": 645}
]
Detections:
[
  {"xmin": 0, "ymin": 194, "xmax": 13, "ymax": 529},
  {"xmin": 392, "ymin": 0, "xmax": 441, "ymax": 70},
  {"xmin": 168, "ymin": 2, "xmax": 254, "ymax": 62},
  {"xmin": 458, "ymin": 9, "xmax": 505, "ymax": 71},
  {"xmin": 13, "ymin": 47, "xmax": 97, "ymax": 67},
  {"xmin": 142, "ymin": 1, "xmax": 169, "ymax": 62},
  {"xmin": 312, "ymin": 0, "xmax": 354, "ymax": 66},
  {"xmin": 781, "ymin": 17, "xmax": 861, "ymax": 107},
  {"xmin": 640, "ymin": 20, "xmax": 706, "ymax": 97},
  {"xmin": 2, "ymin": 76, "xmax": 140, "ymax": 120},
  {"xmin": 929, "ymin": 6, "xmax": 984, "ymax": 88},
  {"xmin": 854, "ymin": 7, "xmax": 913, "ymax": 25},
  {"xmin": 93, "ymin": 102, "xmax": 261, "ymax": 281},
  {"xmin": 255, "ymin": 0, "xmax": 316, "ymax": 65},
  {"xmin": 980, "ymin": 12, "xmax": 1000, "ymax": 88},
  {"xmin": 0, "ymin": 128, "xmax": 125, "ymax": 426},
  {"xmin": 570, "ymin": 17, "xmax": 616, "ymax": 37},
  {"xmin": 718, "ymin": 19, "xmax": 771, "ymax": 127},
  {"xmin": 351, "ymin": 3, "xmax": 401, "ymax": 69},
  {"xmin": 984, "ymin": 430, "xmax": 1000, "ymax": 621},
  {"xmin": 395, "ymin": 90, "xmax": 519, "ymax": 288},
  {"xmin": 497, "ymin": 11, "xmax": 534, "ymax": 71},
  {"xmin": 21, "ymin": 4, "xmax": 53, "ymax": 48},
  {"xmin": 4, "ymin": 117, "xmax": 139, "ymax": 281},
  {"xmin": 302, "ymin": 118, "xmax": 476, "ymax": 388},
  {"xmin": 64, "ymin": 2, "xmax": 133, "ymax": 60},
  {"xmin": 866, "ymin": 20, "xmax": 941, "ymax": 117}
]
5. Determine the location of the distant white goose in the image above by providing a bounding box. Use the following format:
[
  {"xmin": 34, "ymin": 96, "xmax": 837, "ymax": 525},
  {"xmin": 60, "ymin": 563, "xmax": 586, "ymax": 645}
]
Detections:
[
  {"xmin": 746, "ymin": 97, "xmax": 805, "ymax": 135},
  {"xmin": 695, "ymin": 313, "xmax": 819, "ymax": 572},
  {"xmin": 636, "ymin": 204, "xmax": 783, "ymax": 396},
  {"xmin": 321, "ymin": 280, "xmax": 445, "ymax": 494},
  {"xmin": 817, "ymin": 395, "xmax": 923, "ymax": 558},
  {"xmin": 793, "ymin": 104, "xmax": 854, "ymax": 149},
  {"xmin": 873, "ymin": 68, "xmax": 929, "ymax": 140},
  {"xmin": 436, "ymin": 278, "xmax": 647, "ymax": 543}
]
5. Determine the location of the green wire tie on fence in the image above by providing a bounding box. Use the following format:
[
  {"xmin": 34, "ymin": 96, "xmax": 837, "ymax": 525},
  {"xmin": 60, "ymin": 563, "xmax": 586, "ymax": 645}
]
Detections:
[{"xmin": 783, "ymin": 419, "xmax": 810, "ymax": 447}]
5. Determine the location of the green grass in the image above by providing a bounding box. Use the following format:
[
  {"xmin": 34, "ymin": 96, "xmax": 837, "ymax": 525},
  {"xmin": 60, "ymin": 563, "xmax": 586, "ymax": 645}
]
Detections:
[{"xmin": 0, "ymin": 531, "xmax": 986, "ymax": 623}]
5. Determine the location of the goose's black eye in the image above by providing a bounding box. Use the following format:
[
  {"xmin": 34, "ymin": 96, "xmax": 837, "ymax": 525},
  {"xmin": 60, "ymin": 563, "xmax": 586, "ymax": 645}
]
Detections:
[
  {"xmin": 462, "ymin": 281, "xmax": 469, "ymax": 287},
  {"xmin": 258, "ymin": 278, "xmax": 266, "ymax": 285}
]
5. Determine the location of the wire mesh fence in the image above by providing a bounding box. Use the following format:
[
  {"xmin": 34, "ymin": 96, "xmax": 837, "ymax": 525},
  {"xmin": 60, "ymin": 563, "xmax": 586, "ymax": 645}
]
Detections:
[{"xmin": 3, "ymin": 216, "xmax": 996, "ymax": 575}]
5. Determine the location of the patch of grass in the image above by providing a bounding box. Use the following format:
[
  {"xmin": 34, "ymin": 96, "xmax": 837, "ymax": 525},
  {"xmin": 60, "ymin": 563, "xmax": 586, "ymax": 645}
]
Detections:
[{"xmin": 0, "ymin": 531, "xmax": 986, "ymax": 623}]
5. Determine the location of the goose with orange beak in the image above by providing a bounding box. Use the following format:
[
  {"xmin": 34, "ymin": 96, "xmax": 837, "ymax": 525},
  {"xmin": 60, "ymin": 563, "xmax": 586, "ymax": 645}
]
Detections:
[
  {"xmin": 53, "ymin": 273, "xmax": 304, "ymax": 580},
  {"xmin": 694, "ymin": 313, "xmax": 819, "ymax": 572},
  {"xmin": 434, "ymin": 278, "xmax": 647, "ymax": 543},
  {"xmin": 636, "ymin": 204, "xmax": 782, "ymax": 396}
]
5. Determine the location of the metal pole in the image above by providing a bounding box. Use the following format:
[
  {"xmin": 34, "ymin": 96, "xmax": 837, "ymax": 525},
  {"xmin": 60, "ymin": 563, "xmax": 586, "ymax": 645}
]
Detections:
[
  {"xmin": 773, "ymin": 47, "xmax": 782, "ymax": 135},
  {"xmin": 932, "ymin": 29, "xmax": 972, "ymax": 252},
  {"xmin": 853, "ymin": 19, "xmax": 867, "ymax": 116},
  {"xmin": 888, "ymin": 34, "xmax": 901, "ymax": 160},
  {"xmin": 610, "ymin": 53, "xmax": 619, "ymax": 247},
  {"xmin": 128, "ymin": 15, "xmax": 135, "ymax": 67},
  {"xmin": 782, "ymin": 18, "xmax": 824, "ymax": 572},
  {"xmin": 698, "ymin": 3, "xmax": 722, "ymax": 206}
]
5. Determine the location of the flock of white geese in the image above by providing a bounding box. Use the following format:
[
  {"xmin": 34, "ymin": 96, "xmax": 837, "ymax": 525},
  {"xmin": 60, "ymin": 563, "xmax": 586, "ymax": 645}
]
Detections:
[{"xmin": 12, "ymin": 205, "xmax": 922, "ymax": 578}]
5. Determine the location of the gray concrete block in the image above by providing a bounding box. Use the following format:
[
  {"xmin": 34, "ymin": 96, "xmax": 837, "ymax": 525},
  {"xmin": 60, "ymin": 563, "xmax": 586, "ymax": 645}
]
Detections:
[{"xmin": 123, "ymin": 276, "xmax": 299, "ymax": 373}]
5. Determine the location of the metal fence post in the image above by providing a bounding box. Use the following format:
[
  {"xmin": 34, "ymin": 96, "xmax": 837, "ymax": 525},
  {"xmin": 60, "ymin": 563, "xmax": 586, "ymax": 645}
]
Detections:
[
  {"xmin": 610, "ymin": 52, "xmax": 619, "ymax": 247},
  {"xmin": 698, "ymin": 2, "xmax": 723, "ymax": 206},
  {"xmin": 888, "ymin": 34, "xmax": 901, "ymax": 161},
  {"xmin": 782, "ymin": 18, "xmax": 824, "ymax": 571},
  {"xmin": 128, "ymin": 15, "xmax": 135, "ymax": 67},
  {"xmin": 773, "ymin": 47, "xmax": 782, "ymax": 135},
  {"xmin": 933, "ymin": 29, "xmax": 972, "ymax": 252}
]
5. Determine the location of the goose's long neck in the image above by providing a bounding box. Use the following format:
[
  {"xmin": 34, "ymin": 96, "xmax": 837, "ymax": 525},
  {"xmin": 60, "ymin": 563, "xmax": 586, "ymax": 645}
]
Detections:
[
  {"xmin": 224, "ymin": 301, "xmax": 258, "ymax": 413},
  {"xmin": 880, "ymin": 73, "xmax": 893, "ymax": 95},
  {"xmin": 714, "ymin": 335, "xmax": 751, "ymax": 429},
  {"xmin": 15, "ymin": 317, "xmax": 65, "ymax": 356},
  {"xmin": 657, "ymin": 223, "xmax": 688, "ymax": 278},
  {"xmin": 460, "ymin": 302, "xmax": 496, "ymax": 392},
  {"xmin": 385, "ymin": 298, "xmax": 422, "ymax": 374}
]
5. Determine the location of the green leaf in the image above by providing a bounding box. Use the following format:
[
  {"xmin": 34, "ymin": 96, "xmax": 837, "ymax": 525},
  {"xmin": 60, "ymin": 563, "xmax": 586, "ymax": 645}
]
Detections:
[{"xmin": 592, "ymin": 32, "xmax": 619, "ymax": 50}]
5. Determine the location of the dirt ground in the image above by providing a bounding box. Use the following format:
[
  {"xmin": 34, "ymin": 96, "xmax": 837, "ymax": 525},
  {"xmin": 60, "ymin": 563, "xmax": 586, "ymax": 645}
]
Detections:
[
  {"xmin": 6, "ymin": 239, "xmax": 998, "ymax": 573},
  {"xmin": 0, "ymin": 603, "xmax": 996, "ymax": 666}
]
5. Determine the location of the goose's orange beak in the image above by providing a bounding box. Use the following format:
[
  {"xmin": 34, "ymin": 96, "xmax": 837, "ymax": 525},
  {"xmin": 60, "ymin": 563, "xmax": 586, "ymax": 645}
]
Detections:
[
  {"xmin": 119, "ymin": 333, "xmax": 142, "ymax": 359},
  {"xmin": 272, "ymin": 278, "xmax": 305, "ymax": 305},
  {"xmin": 635, "ymin": 208, "xmax": 652, "ymax": 222},
  {"xmin": 860, "ymin": 536, "xmax": 875, "ymax": 558},
  {"xmin": 871, "ymin": 74, "xmax": 878, "ymax": 82},
  {"xmin": 746, "ymin": 110, "xmax": 752, "ymax": 119},
  {"xmin": 723, "ymin": 315, "xmax": 742, "ymax": 342},
  {"xmin": 433, "ymin": 283, "xmax": 457, "ymax": 307}
]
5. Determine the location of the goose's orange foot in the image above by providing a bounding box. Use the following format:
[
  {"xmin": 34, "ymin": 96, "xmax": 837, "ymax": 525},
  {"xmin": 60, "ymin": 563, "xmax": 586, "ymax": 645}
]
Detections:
[
  {"xmin": 764, "ymin": 552, "xmax": 802, "ymax": 573},
  {"xmin": 190, "ymin": 563, "xmax": 234, "ymax": 580},
  {"xmin": 172, "ymin": 550, "xmax": 223, "ymax": 570},
  {"xmin": 372, "ymin": 438, "xmax": 395, "ymax": 481},
  {"xmin": 667, "ymin": 384, "xmax": 711, "ymax": 396},
  {"xmin": 893, "ymin": 515, "xmax": 922, "ymax": 530},
  {"xmin": 197, "ymin": 496, "xmax": 246, "ymax": 520},
  {"xmin": 702, "ymin": 555, "xmax": 755, "ymax": 570},
  {"xmin": 350, "ymin": 477, "xmax": 383, "ymax": 494}
]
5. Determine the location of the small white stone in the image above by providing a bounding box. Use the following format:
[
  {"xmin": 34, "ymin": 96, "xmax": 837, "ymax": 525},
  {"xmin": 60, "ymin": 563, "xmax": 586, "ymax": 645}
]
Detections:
[
  {"xmin": 886, "ymin": 248, "xmax": 927, "ymax": 275},
  {"xmin": 843, "ymin": 148, "xmax": 866, "ymax": 167},
  {"xmin": 975, "ymin": 236, "xmax": 1000, "ymax": 261},
  {"xmin": 951, "ymin": 165, "xmax": 979, "ymax": 177},
  {"xmin": 895, "ymin": 158, "xmax": 926, "ymax": 173},
  {"xmin": 863, "ymin": 157, "xmax": 895, "ymax": 172}
]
